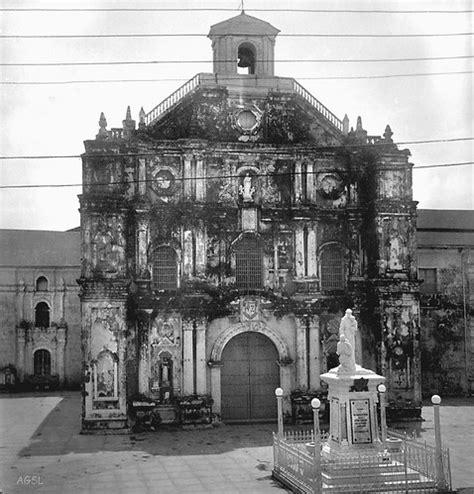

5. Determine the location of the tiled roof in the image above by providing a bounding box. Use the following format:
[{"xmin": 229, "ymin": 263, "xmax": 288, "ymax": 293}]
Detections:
[
  {"xmin": 0, "ymin": 229, "xmax": 80, "ymax": 267},
  {"xmin": 417, "ymin": 209, "xmax": 474, "ymax": 230},
  {"xmin": 208, "ymin": 12, "xmax": 280, "ymax": 36}
]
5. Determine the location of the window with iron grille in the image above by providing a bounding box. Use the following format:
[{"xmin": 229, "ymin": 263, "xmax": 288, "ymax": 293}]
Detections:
[
  {"xmin": 320, "ymin": 246, "xmax": 345, "ymax": 290},
  {"xmin": 235, "ymin": 234, "xmax": 263, "ymax": 289},
  {"xmin": 419, "ymin": 268, "xmax": 437, "ymax": 294},
  {"xmin": 153, "ymin": 246, "xmax": 178, "ymax": 290},
  {"xmin": 34, "ymin": 349, "xmax": 51, "ymax": 376},
  {"xmin": 35, "ymin": 301, "xmax": 50, "ymax": 328}
]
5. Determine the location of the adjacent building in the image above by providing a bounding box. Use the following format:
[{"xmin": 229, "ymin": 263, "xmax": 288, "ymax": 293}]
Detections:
[
  {"xmin": 79, "ymin": 12, "xmax": 422, "ymax": 430},
  {"xmin": 417, "ymin": 209, "xmax": 474, "ymax": 397},
  {"xmin": 0, "ymin": 229, "xmax": 81, "ymax": 389}
]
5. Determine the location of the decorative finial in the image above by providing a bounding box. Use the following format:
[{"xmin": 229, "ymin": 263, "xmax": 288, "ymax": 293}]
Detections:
[
  {"xmin": 122, "ymin": 106, "xmax": 136, "ymax": 138},
  {"xmin": 383, "ymin": 124, "xmax": 393, "ymax": 142},
  {"xmin": 343, "ymin": 114, "xmax": 349, "ymax": 136},
  {"xmin": 96, "ymin": 112, "xmax": 108, "ymax": 139},
  {"xmin": 138, "ymin": 107, "xmax": 146, "ymax": 129}
]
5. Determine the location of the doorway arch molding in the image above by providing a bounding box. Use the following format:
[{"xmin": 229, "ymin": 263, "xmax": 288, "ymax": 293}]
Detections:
[{"xmin": 210, "ymin": 320, "xmax": 290, "ymax": 363}]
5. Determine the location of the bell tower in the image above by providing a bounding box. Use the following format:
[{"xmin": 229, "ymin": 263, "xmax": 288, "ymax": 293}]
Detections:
[{"xmin": 208, "ymin": 11, "xmax": 280, "ymax": 76}]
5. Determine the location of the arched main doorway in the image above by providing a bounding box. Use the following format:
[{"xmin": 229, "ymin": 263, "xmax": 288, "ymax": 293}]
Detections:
[{"xmin": 221, "ymin": 332, "xmax": 279, "ymax": 422}]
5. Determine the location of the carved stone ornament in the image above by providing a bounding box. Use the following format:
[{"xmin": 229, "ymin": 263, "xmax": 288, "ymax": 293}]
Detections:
[
  {"xmin": 232, "ymin": 106, "xmax": 263, "ymax": 141},
  {"xmin": 241, "ymin": 297, "xmax": 260, "ymax": 321},
  {"xmin": 153, "ymin": 169, "xmax": 176, "ymax": 196},
  {"xmin": 150, "ymin": 317, "xmax": 177, "ymax": 346},
  {"xmin": 317, "ymin": 173, "xmax": 345, "ymax": 200}
]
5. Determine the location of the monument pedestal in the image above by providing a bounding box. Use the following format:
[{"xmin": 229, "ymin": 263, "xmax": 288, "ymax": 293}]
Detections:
[{"xmin": 320, "ymin": 364, "xmax": 385, "ymax": 459}]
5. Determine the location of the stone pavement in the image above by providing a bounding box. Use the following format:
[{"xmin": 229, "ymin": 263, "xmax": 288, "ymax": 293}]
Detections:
[
  {"xmin": 0, "ymin": 392, "xmax": 473, "ymax": 493},
  {"xmin": 0, "ymin": 392, "xmax": 289, "ymax": 493}
]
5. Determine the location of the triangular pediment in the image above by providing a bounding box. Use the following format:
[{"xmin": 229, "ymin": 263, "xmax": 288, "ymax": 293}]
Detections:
[{"xmin": 208, "ymin": 11, "xmax": 280, "ymax": 37}]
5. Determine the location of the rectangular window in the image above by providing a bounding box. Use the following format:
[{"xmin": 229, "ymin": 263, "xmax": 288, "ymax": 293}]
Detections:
[
  {"xmin": 235, "ymin": 235, "xmax": 263, "ymax": 289},
  {"xmin": 419, "ymin": 268, "xmax": 437, "ymax": 294}
]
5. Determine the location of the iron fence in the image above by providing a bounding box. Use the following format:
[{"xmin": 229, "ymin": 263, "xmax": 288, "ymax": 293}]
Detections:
[{"xmin": 272, "ymin": 429, "xmax": 451, "ymax": 493}]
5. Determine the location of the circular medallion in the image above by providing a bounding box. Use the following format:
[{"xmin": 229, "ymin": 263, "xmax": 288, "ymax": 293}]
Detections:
[
  {"xmin": 154, "ymin": 170, "xmax": 175, "ymax": 195},
  {"xmin": 233, "ymin": 108, "xmax": 262, "ymax": 135},
  {"xmin": 237, "ymin": 110, "xmax": 257, "ymax": 131},
  {"xmin": 318, "ymin": 173, "xmax": 345, "ymax": 200}
]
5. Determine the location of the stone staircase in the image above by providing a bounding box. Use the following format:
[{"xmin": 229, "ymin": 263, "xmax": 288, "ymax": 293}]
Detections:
[{"xmin": 322, "ymin": 458, "xmax": 438, "ymax": 493}]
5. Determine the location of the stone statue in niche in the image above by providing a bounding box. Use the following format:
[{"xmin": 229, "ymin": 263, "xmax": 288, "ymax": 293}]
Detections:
[
  {"xmin": 337, "ymin": 334, "xmax": 356, "ymax": 374},
  {"xmin": 124, "ymin": 166, "xmax": 135, "ymax": 198},
  {"xmin": 239, "ymin": 173, "xmax": 256, "ymax": 202}
]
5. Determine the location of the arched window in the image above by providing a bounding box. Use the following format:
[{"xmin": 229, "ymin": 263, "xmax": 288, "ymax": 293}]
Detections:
[
  {"xmin": 36, "ymin": 276, "xmax": 48, "ymax": 291},
  {"xmin": 34, "ymin": 349, "xmax": 51, "ymax": 376},
  {"xmin": 237, "ymin": 43, "xmax": 256, "ymax": 74},
  {"xmin": 235, "ymin": 234, "xmax": 263, "ymax": 289},
  {"xmin": 320, "ymin": 245, "xmax": 345, "ymax": 290},
  {"xmin": 152, "ymin": 246, "xmax": 178, "ymax": 290},
  {"xmin": 35, "ymin": 302, "xmax": 50, "ymax": 328}
]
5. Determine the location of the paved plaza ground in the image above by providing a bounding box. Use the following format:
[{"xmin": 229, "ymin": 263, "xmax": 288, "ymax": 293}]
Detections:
[{"xmin": 0, "ymin": 392, "xmax": 473, "ymax": 493}]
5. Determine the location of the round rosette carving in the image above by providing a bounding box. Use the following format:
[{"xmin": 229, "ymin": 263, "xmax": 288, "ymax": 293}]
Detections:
[
  {"xmin": 153, "ymin": 169, "xmax": 176, "ymax": 196},
  {"xmin": 317, "ymin": 173, "xmax": 345, "ymax": 200},
  {"xmin": 232, "ymin": 107, "xmax": 263, "ymax": 136}
]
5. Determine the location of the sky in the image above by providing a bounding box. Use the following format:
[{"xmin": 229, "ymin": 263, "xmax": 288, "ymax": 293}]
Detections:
[{"xmin": 0, "ymin": 0, "xmax": 472, "ymax": 231}]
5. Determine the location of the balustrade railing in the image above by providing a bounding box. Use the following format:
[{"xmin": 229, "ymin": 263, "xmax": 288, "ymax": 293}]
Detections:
[
  {"xmin": 145, "ymin": 73, "xmax": 202, "ymax": 126},
  {"xmin": 293, "ymin": 80, "xmax": 344, "ymax": 132}
]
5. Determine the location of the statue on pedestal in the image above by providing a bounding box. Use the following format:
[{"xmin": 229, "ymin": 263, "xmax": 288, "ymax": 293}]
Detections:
[
  {"xmin": 337, "ymin": 334, "xmax": 356, "ymax": 374},
  {"xmin": 339, "ymin": 308, "xmax": 358, "ymax": 361}
]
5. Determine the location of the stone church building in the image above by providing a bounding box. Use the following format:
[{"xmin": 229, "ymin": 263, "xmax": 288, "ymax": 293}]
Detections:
[{"xmin": 80, "ymin": 12, "xmax": 421, "ymax": 430}]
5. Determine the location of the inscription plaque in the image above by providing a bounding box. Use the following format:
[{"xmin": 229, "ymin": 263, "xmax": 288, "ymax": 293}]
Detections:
[
  {"xmin": 350, "ymin": 398, "xmax": 372, "ymax": 444},
  {"xmin": 330, "ymin": 397, "xmax": 340, "ymax": 442}
]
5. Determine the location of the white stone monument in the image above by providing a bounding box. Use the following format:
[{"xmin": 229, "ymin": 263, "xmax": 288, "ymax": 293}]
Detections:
[{"xmin": 320, "ymin": 309, "xmax": 386, "ymax": 458}]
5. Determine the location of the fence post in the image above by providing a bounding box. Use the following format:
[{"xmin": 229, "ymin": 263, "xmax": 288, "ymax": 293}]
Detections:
[
  {"xmin": 377, "ymin": 383, "xmax": 387, "ymax": 446},
  {"xmin": 275, "ymin": 387, "xmax": 284, "ymax": 438},
  {"xmin": 432, "ymin": 395, "xmax": 447, "ymax": 490},
  {"xmin": 311, "ymin": 398, "xmax": 323, "ymax": 494}
]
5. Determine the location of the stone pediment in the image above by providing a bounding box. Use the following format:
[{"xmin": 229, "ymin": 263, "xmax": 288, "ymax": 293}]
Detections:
[
  {"xmin": 208, "ymin": 12, "xmax": 280, "ymax": 37},
  {"xmin": 143, "ymin": 78, "xmax": 344, "ymax": 146}
]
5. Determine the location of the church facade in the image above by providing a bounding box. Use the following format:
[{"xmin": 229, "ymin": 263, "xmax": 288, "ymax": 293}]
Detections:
[{"xmin": 79, "ymin": 12, "xmax": 421, "ymax": 430}]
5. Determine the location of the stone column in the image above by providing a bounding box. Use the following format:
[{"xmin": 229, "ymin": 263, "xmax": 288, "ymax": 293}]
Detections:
[
  {"xmin": 306, "ymin": 162, "xmax": 314, "ymax": 202},
  {"xmin": 136, "ymin": 213, "xmax": 150, "ymax": 278},
  {"xmin": 209, "ymin": 361, "xmax": 222, "ymax": 415},
  {"xmin": 195, "ymin": 320, "xmax": 207, "ymax": 394},
  {"xmin": 138, "ymin": 327, "xmax": 149, "ymax": 394},
  {"xmin": 195, "ymin": 153, "xmax": 205, "ymax": 201},
  {"xmin": 17, "ymin": 280, "xmax": 25, "ymax": 320},
  {"xmin": 16, "ymin": 327, "xmax": 26, "ymax": 381},
  {"xmin": 294, "ymin": 160, "xmax": 302, "ymax": 203},
  {"xmin": 194, "ymin": 225, "xmax": 207, "ymax": 277},
  {"xmin": 56, "ymin": 325, "xmax": 67, "ymax": 385},
  {"xmin": 278, "ymin": 362, "xmax": 293, "ymax": 416},
  {"xmin": 183, "ymin": 153, "xmax": 193, "ymax": 198},
  {"xmin": 182, "ymin": 321, "xmax": 194, "ymax": 394},
  {"xmin": 309, "ymin": 316, "xmax": 321, "ymax": 389},
  {"xmin": 182, "ymin": 229, "xmax": 194, "ymax": 277},
  {"xmin": 138, "ymin": 157, "xmax": 147, "ymax": 196},
  {"xmin": 295, "ymin": 317, "xmax": 308, "ymax": 389},
  {"xmin": 295, "ymin": 226, "xmax": 305, "ymax": 278},
  {"xmin": 307, "ymin": 227, "xmax": 317, "ymax": 277}
]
